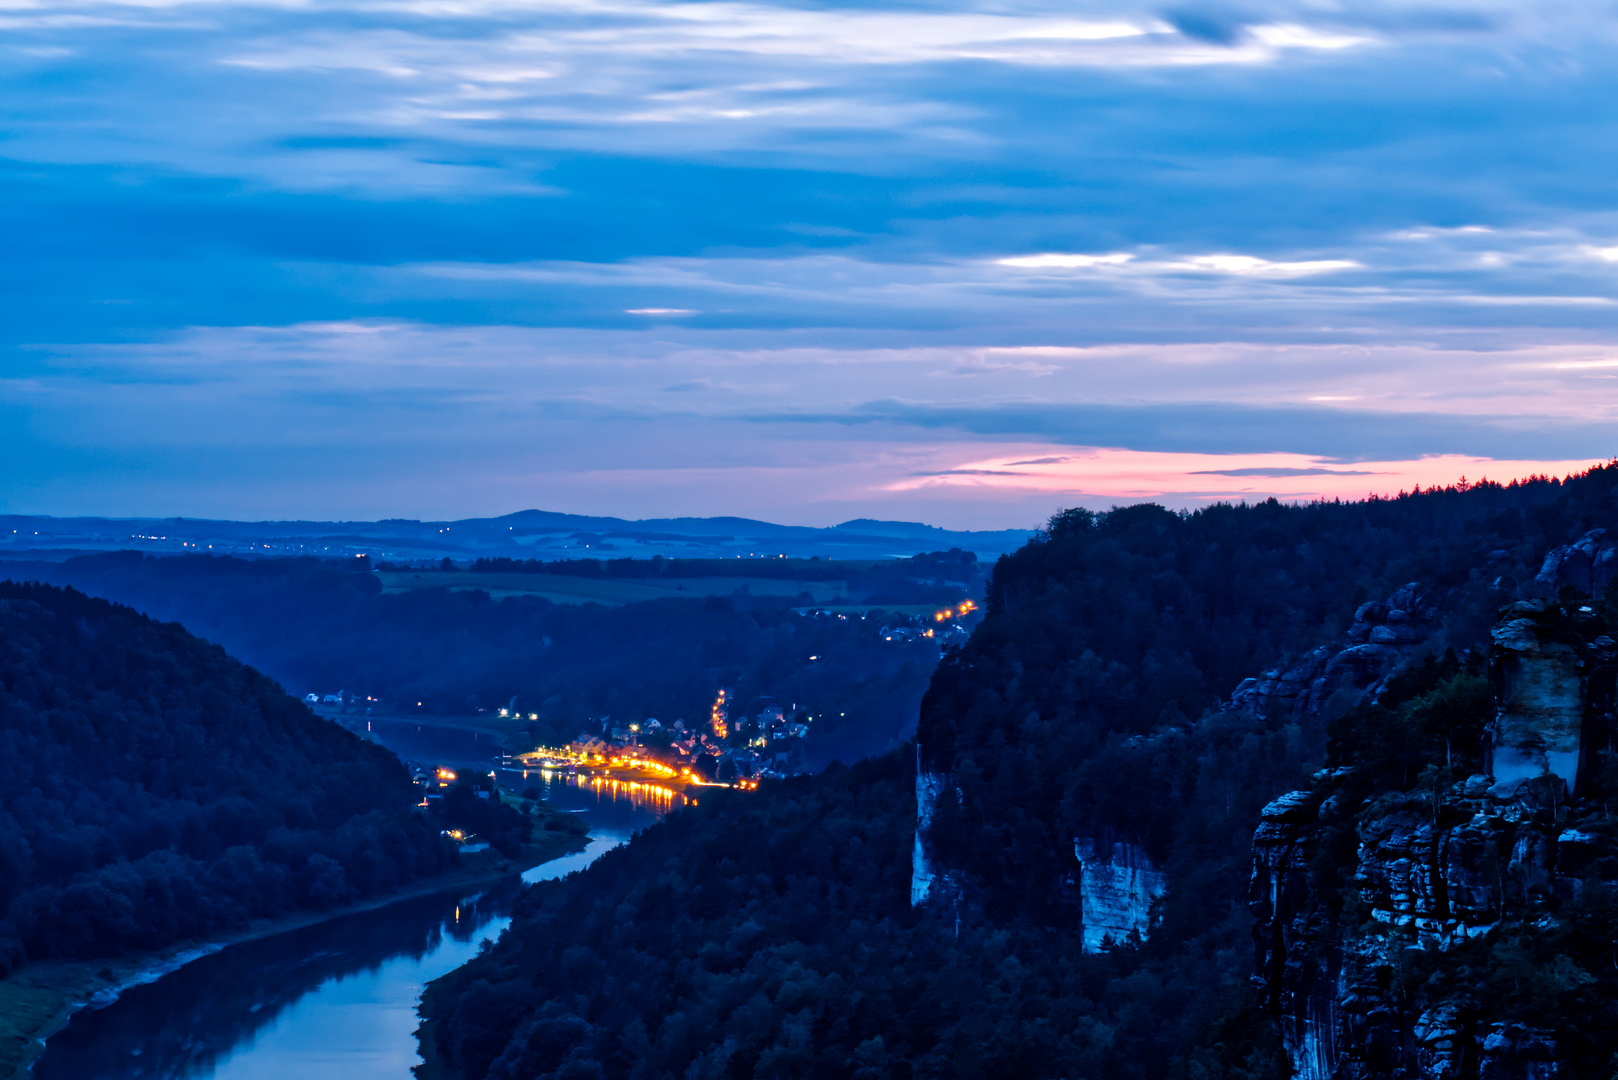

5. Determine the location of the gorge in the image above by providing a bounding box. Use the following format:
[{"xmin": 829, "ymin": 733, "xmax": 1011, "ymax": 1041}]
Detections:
[{"xmin": 13, "ymin": 469, "xmax": 1618, "ymax": 1079}]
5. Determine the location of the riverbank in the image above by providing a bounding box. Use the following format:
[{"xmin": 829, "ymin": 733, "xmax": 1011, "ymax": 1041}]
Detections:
[{"xmin": 0, "ymin": 829, "xmax": 589, "ymax": 1080}]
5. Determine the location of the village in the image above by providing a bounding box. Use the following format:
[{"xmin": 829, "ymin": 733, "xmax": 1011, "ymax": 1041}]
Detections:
[
  {"xmin": 509, "ymin": 687, "xmax": 810, "ymax": 795},
  {"xmin": 312, "ymin": 599, "xmax": 984, "ymax": 820}
]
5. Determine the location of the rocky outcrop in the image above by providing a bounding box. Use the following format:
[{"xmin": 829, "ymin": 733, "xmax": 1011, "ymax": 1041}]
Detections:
[
  {"xmin": 1533, "ymin": 528, "xmax": 1618, "ymax": 598},
  {"xmin": 1075, "ymin": 839, "xmax": 1165, "ymax": 951},
  {"xmin": 1251, "ymin": 772, "xmax": 1611, "ymax": 1080},
  {"xmin": 911, "ymin": 755, "xmax": 945, "ymax": 906},
  {"xmin": 1486, "ymin": 600, "xmax": 1617, "ymax": 798},
  {"xmin": 913, "ymin": 583, "xmax": 1441, "ymax": 951},
  {"xmin": 1251, "ymin": 599, "xmax": 1618, "ymax": 1080},
  {"xmin": 910, "ymin": 767, "xmax": 1165, "ymax": 952},
  {"xmin": 1231, "ymin": 584, "xmax": 1439, "ymax": 729}
]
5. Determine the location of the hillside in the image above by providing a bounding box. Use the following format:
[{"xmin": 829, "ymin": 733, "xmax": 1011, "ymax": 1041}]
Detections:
[
  {"xmin": 6, "ymin": 552, "xmax": 961, "ymax": 765},
  {"xmin": 0, "ymin": 581, "xmax": 455, "ymax": 972},
  {"xmin": 418, "ymin": 466, "xmax": 1618, "ymax": 1080}
]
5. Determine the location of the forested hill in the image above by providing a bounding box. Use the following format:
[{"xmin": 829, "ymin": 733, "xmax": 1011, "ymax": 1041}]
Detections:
[
  {"xmin": 418, "ymin": 466, "xmax": 1618, "ymax": 1080},
  {"xmin": 7, "ymin": 553, "xmax": 951, "ymax": 765},
  {"xmin": 0, "ymin": 582, "xmax": 453, "ymax": 973},
  {"xmin": 913, "ymin": 468, "xmax": 1617, "ymax": 923}
]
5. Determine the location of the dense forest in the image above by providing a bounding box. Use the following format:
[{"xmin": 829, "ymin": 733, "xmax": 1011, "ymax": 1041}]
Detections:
[
  {"xmin": 421, "ymin": 467, "xmax": 1618, "ymax": 1080},
  {"xmin": 8, "ymin": 553, "xmax": 951, "ymax": 765},
  {"xmin": 917, "ymin": 471, "xmax": 1618, "ymax": 921},
  {"xmin": 0, "ymin": 582, "xmax": 455, "ymax": 972},
  {"xmin": 423, "ymin": 750, "xmax": 1283, "ymax": 1080}
]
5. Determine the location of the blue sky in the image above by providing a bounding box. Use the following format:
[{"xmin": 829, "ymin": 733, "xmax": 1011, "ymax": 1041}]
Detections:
[{"xmin": 2, "ymin": 0, "xmax": 1616, "ymax": 528}]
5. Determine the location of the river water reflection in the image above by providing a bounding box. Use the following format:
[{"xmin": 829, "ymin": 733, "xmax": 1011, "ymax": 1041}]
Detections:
[{"xmin": 34, "ymin": 721, "xmax": 662, "ymax": 1080}]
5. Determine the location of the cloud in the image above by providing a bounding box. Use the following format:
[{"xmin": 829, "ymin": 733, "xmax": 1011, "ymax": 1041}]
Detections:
[
  {"xmin": 1162, "ymin": 8, "xmax": 1245, "ymax": 46},
  {"xmin": 1174, "ymin": 254, "xmax": 1361, "ymax": 277},
  {"xmin": 995, "ymin": 251, "xmax": 1361, "ymax": 279},
  {"xmin": 2, "ymin": 0, "xmax": 1618, "ymax": 522},
  {"xmin": 997, "ymin": 253, "xmax": 1135, "ymax": 269},
  {"xmin": 813, "ymin": 399, "xmax": 1618, "ymax": 462},
  {"xmin": 913, "ymin": 468, "xmax": 1026, "ymax": 476},
  {"xmin": 887, "ymin": 448, "xmax": 1608, "ymax": 505},
  {"xmin": 1189, "ymin": 466, "xmax": 1381, "ymax": 476}
]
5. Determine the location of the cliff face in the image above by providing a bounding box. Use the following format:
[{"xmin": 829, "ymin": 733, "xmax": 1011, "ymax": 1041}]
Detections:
[
  {"xmin": 1074, "ymin": 839, "xmax": 1166, "ymax": 951},
  {"xmin": 1486, "ymin": 600, "xmax": 1616, "ymax": 798},
  {"xmin": 910, "ymin": 756, "xmax": 945, "ymax": 906},
  {"xmin": 1250, "ymin": 602, "xmax": 1618, "ymax": 1080},
  {"xmin": 913, "ymin": 583, "xmax": 1441, "ymax": 949}
]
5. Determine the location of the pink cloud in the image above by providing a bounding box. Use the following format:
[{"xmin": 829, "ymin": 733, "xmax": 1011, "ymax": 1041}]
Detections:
[{"xmin": 889, "ymin": 448, "xmax": 1612, "ymax": 504}]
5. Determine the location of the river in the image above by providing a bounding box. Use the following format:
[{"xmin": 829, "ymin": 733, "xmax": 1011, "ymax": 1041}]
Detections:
[{"xmin": 32, "ymin": 720, "xmax": 664, "ymax": 1080}]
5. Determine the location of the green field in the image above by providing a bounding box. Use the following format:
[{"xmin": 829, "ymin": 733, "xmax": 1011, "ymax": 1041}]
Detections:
[{"xmin": 377, "ymin": 571, "xmax": 848, "ymax": 606}]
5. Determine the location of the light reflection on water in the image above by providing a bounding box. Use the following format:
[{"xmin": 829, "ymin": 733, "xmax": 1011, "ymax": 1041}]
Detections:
[
  {"xmin": 32, "ymin": 719, "xmax": 661, "ymax": 1080},
  {"xmin": 516, "ymin": 766, "xmax": 689, "ymax": 816},
  {"xmin": 33, "ymin": 879, "xmax": 522, "ymax": 1080}
]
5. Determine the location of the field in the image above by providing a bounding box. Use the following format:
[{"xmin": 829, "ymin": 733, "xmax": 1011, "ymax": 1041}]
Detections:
[{"xmin": 376, "ymin": 571, "xmax": 849, "ymax": 606}]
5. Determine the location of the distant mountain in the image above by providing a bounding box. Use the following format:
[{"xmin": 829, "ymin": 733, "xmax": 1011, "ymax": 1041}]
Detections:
[{"xmin": 0, "ymin": 511, "xmax": 1035, "ymax": 564}]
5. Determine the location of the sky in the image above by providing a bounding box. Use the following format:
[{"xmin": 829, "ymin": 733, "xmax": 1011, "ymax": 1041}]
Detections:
[{"xmin": 1, "ymin": 0, "xmax": 1616, "ymax": 529}]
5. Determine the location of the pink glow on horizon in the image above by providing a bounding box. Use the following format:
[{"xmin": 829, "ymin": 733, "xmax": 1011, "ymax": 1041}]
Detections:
[{"xmin": 888, "ymin": 448, "xmax": 1614, "ymax": 505}]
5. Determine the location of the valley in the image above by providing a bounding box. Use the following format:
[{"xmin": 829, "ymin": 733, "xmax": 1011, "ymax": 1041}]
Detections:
[{"xmin": 10, "ymin": 473, "xmax": 1618, "ymax": 1079}]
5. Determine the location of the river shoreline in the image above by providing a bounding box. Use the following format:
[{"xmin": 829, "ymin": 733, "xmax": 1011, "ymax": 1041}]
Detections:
[{"xmin": 0, "ymin": 833, "xmax": 588, "ymax": 1080}]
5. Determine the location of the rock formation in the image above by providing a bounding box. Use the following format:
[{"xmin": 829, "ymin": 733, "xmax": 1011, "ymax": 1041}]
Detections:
[
  {"xmin": 1250, "ymin": 599, "xmax": 1618, "ymax": 1080},
  {"xmin": 1533, "ymin": 528, "xmax": 1618, "ymax": 598},
  {"xmin": 1486, "ymin": 600, "xmax": 1616, "ymax": 798},
  {"xmin": 911, "ymin": 753, "xmax": 945, "ymax": 906},
  {"xmin": 1074, "ymin": 839, "xmax": 1166, "ymax": 951},
  {"xmin": 914, "ymin": 583, "xmax": 1443, "ymax": 951},
  {"xmin": 1230, "ymin": 583, "xmax": 1439, "ymax": 729}
]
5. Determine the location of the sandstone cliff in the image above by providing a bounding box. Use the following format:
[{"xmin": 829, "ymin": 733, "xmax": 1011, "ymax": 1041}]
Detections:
[
  {"xmin": 914, "ymin": 583, "xmax": 1444, "ymax": 949},
  {"xmin": 1250, "ymin": 600, "xmax": 1618, "ymax": 1080}
]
